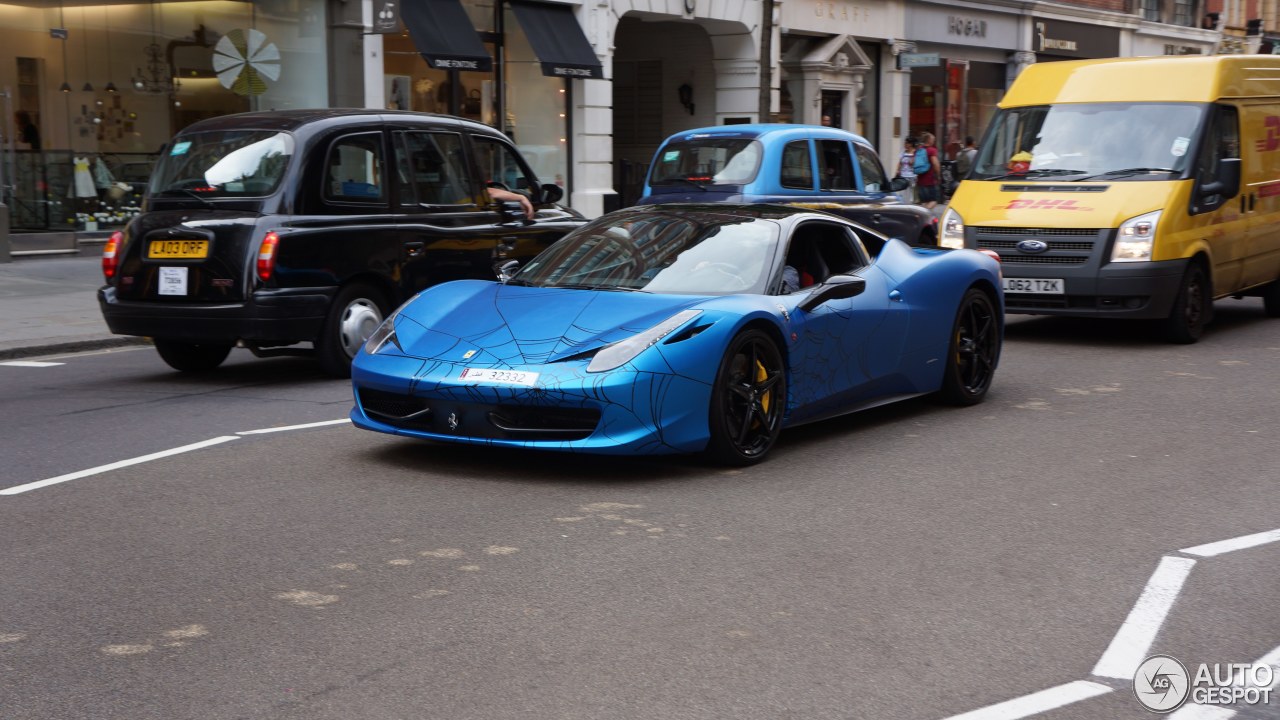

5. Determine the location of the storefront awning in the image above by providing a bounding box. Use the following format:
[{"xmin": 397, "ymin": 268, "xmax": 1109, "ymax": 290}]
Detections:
[
  {"xmin": 509, "ymin": 0, "xmax": 604, "ymax": 80},
  {"xmin": 402, "ymin": 0, "xmax": 493, "ymax": 72}
]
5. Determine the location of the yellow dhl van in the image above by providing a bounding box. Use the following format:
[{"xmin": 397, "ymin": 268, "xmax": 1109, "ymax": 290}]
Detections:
[{"xmin": 941, "ymin": 55, "xmax": 1280, "ymax": 342}]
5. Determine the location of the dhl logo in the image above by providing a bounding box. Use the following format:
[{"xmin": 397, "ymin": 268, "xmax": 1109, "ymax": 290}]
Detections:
[
  {"xmin": 1255, "ymin": 116, "xmax": 1280, "ymax": 152},
  {"xmin": 991, "ymin": 199, "xmax": 1093, "ymax": 211}
]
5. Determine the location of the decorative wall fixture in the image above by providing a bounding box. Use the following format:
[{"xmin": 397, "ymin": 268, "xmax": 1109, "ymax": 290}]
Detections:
[{"xmin": 213, "ymin": 29, "xmax": 281, "ymax": 96}]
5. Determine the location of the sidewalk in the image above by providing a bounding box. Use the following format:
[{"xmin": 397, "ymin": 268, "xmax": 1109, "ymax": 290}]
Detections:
[{"xmin": 0, "ymin": 251, "xmax": 148, "ymax": 360}]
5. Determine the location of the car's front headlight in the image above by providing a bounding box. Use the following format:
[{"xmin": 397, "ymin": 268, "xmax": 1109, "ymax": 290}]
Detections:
[
  {"xmin": 940, "ymin": 207, "xmax": 965, "ymax": 249},
  {"xmin": 587, "ymin": 309, "xmax": 702, "ymax": 373},
  {"xmin": 1111, "ymin": 210, "xmax": 1162, "ymax": 262}
]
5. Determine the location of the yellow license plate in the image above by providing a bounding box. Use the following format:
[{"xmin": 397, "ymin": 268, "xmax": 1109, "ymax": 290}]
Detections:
[{"xmin": 148, "ymin": 239, "xmax": 209, "ymax": 259}]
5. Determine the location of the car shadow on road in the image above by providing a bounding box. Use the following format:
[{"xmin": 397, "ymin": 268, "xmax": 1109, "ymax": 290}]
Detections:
[{"xmin": 1004, "ymin": 299, "xmax": 1272, "ymax": 347}]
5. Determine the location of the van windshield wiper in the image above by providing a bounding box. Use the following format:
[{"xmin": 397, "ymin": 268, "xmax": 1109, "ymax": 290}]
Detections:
[
  {"xmin": 1077, "ymin": 167, "xmax": 1178, "ymax": 181},
  {"xmin": 981, "ymin": 168, "xmax": 1088, "ymax": 181}
]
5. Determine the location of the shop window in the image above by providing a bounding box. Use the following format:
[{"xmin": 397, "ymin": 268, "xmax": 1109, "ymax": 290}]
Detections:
[
  {"xmin": 473, "ymin": 136, "xmax": 535, "ymax": 194},
  {"xmin": 817, "ymin": 140, "xmax": 856, "ymax": 190},
  {"xmin": 854, "ymin": 144, "xmax": 889, "ymax": 193},
  {"xmin": 781, "ymin": 141, "xmax": 814, "ymax": 189},
  {"xmin": 325, "ymin": 133, "xmax": 385, "ymax": 204},
  {"xmin": 396, "ymin": 131, "xmax": 474, "ymax": 206}
]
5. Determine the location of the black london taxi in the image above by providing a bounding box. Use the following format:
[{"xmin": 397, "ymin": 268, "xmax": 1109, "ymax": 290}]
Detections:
[{"xmin": 99, "ymin": 109, "xmax": 584, "ymax": 376}]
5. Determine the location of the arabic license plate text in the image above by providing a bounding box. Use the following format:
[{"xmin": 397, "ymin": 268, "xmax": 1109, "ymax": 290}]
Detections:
[
  {"xmin": 458, "ymin": 368, "xmax": 539, "ymax": 387},
  {"xmin": 1003, "ymin": 277, "xmax": 1064, "ymax": 294}
]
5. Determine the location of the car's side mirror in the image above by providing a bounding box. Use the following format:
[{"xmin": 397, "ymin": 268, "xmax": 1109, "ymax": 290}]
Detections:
[
  {"xmin": 539, "ymin": 183, "xmax": 564, "ymax": 204},
  {"xmin": 798, "ymin": 274, "xmax": 867, "ymax": 312},
  {"xmin": 1193, "ymin": 157, "xmax": 1240, "ymax": 214},
  {"xmin": 495, "ymin": 259, "xmax": 520, "ymax": 283},
  {"xmin": 889, "ymin": 176, "xmax": 911, "ymax": 192}
]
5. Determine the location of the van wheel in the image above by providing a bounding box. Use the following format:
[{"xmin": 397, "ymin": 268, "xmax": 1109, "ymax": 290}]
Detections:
[
  {"xmin": 318, "ymin": 283, "xmax": 386, "ymax": 378},
  {"xmin": 939, "ymin": 288, "xmax": 1001, "ymax": 406},
  {"xmin": 704, "ymin": 329, "xmax": 786, "ymax": 466},
  {"xmin": 154, "ymin": 339, "xmax": 232, "ymax": 372},
  {"xmin": 1163, "ymin": 263, "xmax": 1209, "ymax": 344},
  {"xmin": 1262, "ymin": 280, "xmax": 1280, "ymax": 318}
]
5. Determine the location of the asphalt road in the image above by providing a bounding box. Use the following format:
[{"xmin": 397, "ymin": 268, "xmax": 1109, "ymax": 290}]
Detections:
[{"xmin": 1, "ymin": 304, "xmax": 1277, "ymax": 720}]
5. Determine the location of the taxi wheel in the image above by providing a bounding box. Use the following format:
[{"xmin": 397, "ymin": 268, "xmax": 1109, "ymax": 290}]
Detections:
[
  {"xmin": 939, "ymin": 287, "xmax": 1001, "ymax": 406},
  {"xmin": 1163, "ymin": 263, "xmax": 1209, "ymax": 344},
  {"xmin": 154, "ymin": 339, "xmax": 232, "ymax": 372},
  {"xmin": 318, "ymin": 283, "xmax": 386, "ymax": 378},
  {"xmin": 705, "ymin": 329, "xmax": 786, "ymax": 466}
]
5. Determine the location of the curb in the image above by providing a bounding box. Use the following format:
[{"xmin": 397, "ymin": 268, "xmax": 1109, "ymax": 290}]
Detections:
[{"xmin": 0, "ymin": 336, "xmax": 152, "ymax": 361}]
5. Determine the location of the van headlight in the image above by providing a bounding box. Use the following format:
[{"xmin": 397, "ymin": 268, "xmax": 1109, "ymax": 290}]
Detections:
[
  {"xmin": 1112, "ymin": 210, "xmax": 1161, "ymax": 262},
  {"xmin": 940, "ymin": 208, "xmax": 965, "ymax": 249}
]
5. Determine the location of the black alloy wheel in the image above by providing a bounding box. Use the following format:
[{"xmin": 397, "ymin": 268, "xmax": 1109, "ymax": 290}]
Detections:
[
  {"xmin": 705, "ymin": 329, "xmax": 786, "ymax": 465},
  {"xmin": 1163, "ymin": 263, "xmax": 1209, "ymax": 344},
  {"xmin": 939, "ymin": 287, "xmax": 1001, "ymax": 406},
  {"xmin": 153, "ymin": 339, "xmax": 233, "ymax": 372}
]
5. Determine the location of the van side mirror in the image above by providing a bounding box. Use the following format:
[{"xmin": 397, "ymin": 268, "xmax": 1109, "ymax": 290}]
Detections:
[
  {"xmin": 890, "ymin": 176, "xmax": 911, "ymax": 192},
  {"xmin": 1194, "ymin": 157, "xmax": 1240, "ymax": 214},
  {"xmin": 539, "ymin": 183, "xmax": 564, "ymax": 204},
  {"xmin": 798, "ymin": 274, "xmax": 867, "ymax": 313}
]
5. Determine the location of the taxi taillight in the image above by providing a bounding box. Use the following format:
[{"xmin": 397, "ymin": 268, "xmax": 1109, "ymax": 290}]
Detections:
[
  {"xmin": 256, "ymin": 231, "xmax": 280, "ymax": 282},
  {"xmin": 102, "ymin": 231, "xmax": 123, "ymax": 280}
]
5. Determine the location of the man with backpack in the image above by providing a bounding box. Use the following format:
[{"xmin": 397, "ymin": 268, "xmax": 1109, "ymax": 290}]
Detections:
[{"xmin": 915, "ymin": 131, "xmax": 942, "ymax": 210}]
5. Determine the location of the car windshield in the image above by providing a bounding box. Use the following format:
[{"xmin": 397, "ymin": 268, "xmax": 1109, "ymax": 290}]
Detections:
[
  {"xmin": 971, "ymin": 102, "xmax": 1204, "ymax": 180},
  {"xmin": 513, "ymin": 211, "xmax": 780, "ymax": 295},
  {"xmin": 150, "ymin": 130, "xmax": 295, "ymax": 197},
  {"xmin": 649, "ymin": 138, "xmax": 763, "ymax": 187}
]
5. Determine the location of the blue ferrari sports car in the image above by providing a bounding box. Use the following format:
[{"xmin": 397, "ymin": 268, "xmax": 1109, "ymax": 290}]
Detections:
[{"xmin": 350, "ymin": 204, "xmax": 1003, "ymax": 464}]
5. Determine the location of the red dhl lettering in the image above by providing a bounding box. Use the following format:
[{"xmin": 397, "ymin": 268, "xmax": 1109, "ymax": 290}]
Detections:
[
  {"xmin": 1255, "ymin": 116, "xmax": 1280, "ymax": 152},
  {"xmin": 991, "ymin": 199, "xmax": 1093, "ymax": 211}
]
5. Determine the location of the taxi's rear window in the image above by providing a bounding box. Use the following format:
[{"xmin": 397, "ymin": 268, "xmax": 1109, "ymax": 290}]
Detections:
[
  {"xmin": 649, "ymin": 138, "xmax": 762, "ymax": 187},
  {"xmin": 151, "ymin": 130, "xmax": 295, "ymax": 198}
]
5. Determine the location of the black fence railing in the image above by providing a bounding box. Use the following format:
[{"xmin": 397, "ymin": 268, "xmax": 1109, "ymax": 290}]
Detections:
[{"xmin": 5, "ymin": 150, "xmax": 158, "ymax": 232}]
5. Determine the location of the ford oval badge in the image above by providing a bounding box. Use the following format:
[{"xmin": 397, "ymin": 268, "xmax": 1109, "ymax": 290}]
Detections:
[{"xmin": 1017, "ymin": 239, "xmax": 1049, "ymax": 254}]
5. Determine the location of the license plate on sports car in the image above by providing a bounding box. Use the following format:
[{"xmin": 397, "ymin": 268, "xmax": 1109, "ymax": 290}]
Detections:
[
  {"xmin": 148, "ymin": 239, "xmax": 209, "ymax": 259},
  {"xmin": 458, "ymin": 368, "xmax": 539, "ymax": 387},
  {"xmin": 1003, "ymin": 277, "xmax": 1064, "ymax": 294}
]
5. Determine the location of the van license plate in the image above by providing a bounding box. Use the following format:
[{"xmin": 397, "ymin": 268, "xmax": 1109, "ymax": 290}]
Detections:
[
  {"xmin": 149, "ymin": 239, "xmax": 208, "ymax": 259},
  {"xmin": 1003, "ymin": 278, "xmax": 1063, "ymax": 294}
]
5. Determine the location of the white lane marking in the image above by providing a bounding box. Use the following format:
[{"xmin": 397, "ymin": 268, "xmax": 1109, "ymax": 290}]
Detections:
[
  {"xmin": 236, "ymin": 418, "xmax": 350, "ymax": 435},
  {"xmin": 1168, "ymin": 706, "xmax": 1237, "ymax": 720},
  {"xmin": 0, "ymin": 436, "xmax": 241, "ymax": 496},
  {"xmin": 0, "ymin": 360, "xmax": 65, "ymax": 367},
  {"xmin": 941, "ymin": 680, "xmax": 1112, "ymax": 720},
  {"xmin": 1181, "ymin": 529, "xmax": 1280, "ymax": 558},
  {"xmin": 1092, "ymin": 556, "xmax": 1197, "ymax": 679}
]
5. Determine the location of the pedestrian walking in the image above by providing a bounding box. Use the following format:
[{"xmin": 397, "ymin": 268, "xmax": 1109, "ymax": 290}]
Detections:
[{"xmin": 916, "ymin": 131, "xmax": 942, "ymax": 210}]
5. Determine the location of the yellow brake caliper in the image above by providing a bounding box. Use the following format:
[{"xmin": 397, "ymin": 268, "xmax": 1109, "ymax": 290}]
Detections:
[{"xmin": 755, "ymin": 359, "xmax": 771, "ymax": 417}]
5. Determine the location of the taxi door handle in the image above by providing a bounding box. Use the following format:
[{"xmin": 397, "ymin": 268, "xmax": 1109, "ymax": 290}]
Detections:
[{"xmin": 405, "ymin": 241, "xmax": 425, "ymax": 258}]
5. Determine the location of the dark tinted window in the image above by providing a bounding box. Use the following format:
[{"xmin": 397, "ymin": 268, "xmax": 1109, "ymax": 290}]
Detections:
[
  {"xmin": 324, "ymin": 133, "xmax": 385, "ymax": 204},
  {"xmin": 474, "ymin": 136, "xmax": 536, "ymax": 194},
  {"xmin": 817, "ymin": 140, "xmax": 856, "ymax": 190},
  {"xmin": 781, "ymin": 140, "xmax": 814, "ymax": 189},
  {"xmin": 396, "ymin": 131, "xmax": 475, "ymax": 206}
]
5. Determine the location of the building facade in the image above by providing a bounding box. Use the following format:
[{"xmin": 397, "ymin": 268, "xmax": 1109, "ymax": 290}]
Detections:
[{"xmin": 0, "ymin": 0, "xmax": 1250, "ymax": 230}]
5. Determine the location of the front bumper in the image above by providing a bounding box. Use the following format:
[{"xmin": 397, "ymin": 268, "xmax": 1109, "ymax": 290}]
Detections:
[
  {"xmin": 98, "ymin": 285, "xmax": 333, "ymax": 345},
  {"xmin": 350, "ymin": 353, "xmax": 713, "ymax": 455}
]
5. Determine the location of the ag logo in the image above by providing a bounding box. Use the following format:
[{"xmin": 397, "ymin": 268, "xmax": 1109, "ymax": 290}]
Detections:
[{"xmin": 1134, "ymin": 655, "xmax": 1190, "ymax": 713}]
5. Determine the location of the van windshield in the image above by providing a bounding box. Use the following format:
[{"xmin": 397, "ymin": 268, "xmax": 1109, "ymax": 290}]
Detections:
[
  {"xmin": 971, "ymin": 102, "xmax": 1205, "ymax": 181},
  {"xmin": 151, "ymin": 130, "xmax": 295, "ymax": 198},
  {"xmin": 648, "ymin": 138, "xmax": 763, "ymax": 188}
]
